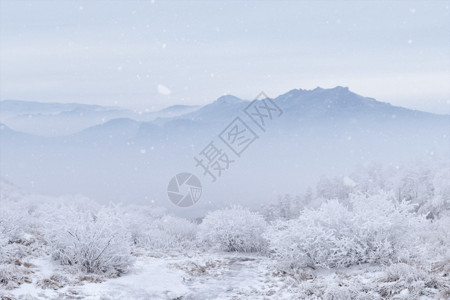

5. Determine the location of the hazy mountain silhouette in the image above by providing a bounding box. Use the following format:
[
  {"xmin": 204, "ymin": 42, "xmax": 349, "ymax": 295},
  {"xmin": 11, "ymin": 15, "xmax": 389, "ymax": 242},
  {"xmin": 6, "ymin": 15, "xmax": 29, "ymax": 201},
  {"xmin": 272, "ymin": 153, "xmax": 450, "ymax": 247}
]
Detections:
[{"xmin": 1, "ymin": 87, "xmax": 448, "ymax": 216}]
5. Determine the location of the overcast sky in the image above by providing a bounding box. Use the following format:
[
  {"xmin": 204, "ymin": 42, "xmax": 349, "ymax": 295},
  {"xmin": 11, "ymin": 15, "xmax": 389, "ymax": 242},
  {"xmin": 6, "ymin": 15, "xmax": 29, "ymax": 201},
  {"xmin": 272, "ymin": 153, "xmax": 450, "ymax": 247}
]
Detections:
[{"xmin": 1, "ymin": 0, "xmax": 449, "ymax": 113}]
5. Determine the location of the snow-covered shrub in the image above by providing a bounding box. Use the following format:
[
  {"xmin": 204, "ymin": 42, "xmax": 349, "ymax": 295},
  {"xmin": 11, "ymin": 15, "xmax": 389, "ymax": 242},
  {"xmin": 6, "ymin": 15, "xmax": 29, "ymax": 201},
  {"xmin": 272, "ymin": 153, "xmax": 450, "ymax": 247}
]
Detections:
[
  {"xmin": 36, "ymin": 273, "xmax": 71, "ymax": 290},
  {"xmin": 123, "ymin": 205, "xmax": 197, "ymax": 251},
  {"xmin": 314, "ymin": 156, "xmax": 450, "ymax": 220},
  {"xmin": 197, "ymin": 206, "xmax": 267, "ymax": 252},
  {"xmin": 422, "ymin": 165, "xmax": 450, "ymax": 218},
  {"xmin": 378, "ymin": 263, "xmax": 443, "ymax": 299},
  {"xmin": 385, "ymin": 263, "xmax": 430, "ymax": 283},
  {"xmin": 50, "ymin": 206, "xmax": 134, "ymax": 275},
  {"xmin": 134, "ymin": 216, "xmax": 197, "ymax": 250},
  {"xmin": 410, "ymin": 214, "xmax": 450, "ymax": 263},
  {"xmin": 0, "ymin": 202, "xmax": 27, "ymax": 264},
  {"xmin": 260, "ymin": 191, "xmax": 322, "ymax": 221},
  {"xmin": 323, "ymin": 283, "xmax": 356, "ymax": 300},
  {"xmin": 142, "ymin": 216, "xmax": 197, "ymax": 250},
  {"xmin": 265, "ymin": 193, "xmax": 421, "ymax": 270},
  {"xmin": 0, "ymin": 264, "xmax": 31, "ymax": 290},
  {"xmin": 0, "ymin": 219, "xmax": 10, "ymax": 263},
  {"xmin": 316, "ymin": 176, "xmax": 354, "ymax": 200}
]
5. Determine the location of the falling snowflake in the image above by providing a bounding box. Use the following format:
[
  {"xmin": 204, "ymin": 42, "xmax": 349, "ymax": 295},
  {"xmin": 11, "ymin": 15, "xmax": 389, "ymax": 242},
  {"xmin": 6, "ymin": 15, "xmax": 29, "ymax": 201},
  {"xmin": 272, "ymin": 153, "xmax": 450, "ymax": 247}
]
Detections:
[{"xmin": 157, "ymin": 84, "xmax": 172, "ymax": 96}]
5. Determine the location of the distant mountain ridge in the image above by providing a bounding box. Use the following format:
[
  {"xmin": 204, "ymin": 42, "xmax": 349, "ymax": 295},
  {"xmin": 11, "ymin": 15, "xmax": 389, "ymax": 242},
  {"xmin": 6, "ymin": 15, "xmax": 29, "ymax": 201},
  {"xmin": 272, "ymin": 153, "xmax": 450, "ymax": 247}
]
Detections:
[
  {"xmin": 0, "ymin": 99, "xmax": 116, "ymax": 114},
  {"xmin": 1, "ymin": 87, "xmax": 449, "ymax": 212},
  {"xmin": 1, "ymin": 87, "xmax": 448, "ymax": 138},
  {"xmin": 276, "ymin": 86, "xmax": 433, "ymax": 115}
]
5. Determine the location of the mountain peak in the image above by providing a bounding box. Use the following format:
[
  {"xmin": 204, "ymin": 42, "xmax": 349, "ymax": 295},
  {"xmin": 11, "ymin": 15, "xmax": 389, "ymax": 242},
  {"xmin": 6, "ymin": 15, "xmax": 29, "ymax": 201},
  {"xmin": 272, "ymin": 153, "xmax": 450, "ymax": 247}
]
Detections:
[
  {"xmin": 215, "ymin": 95, "xmax": 243, "ymax": 104},
  {"xmin": 311, "ymin": 86, "xmax": 350, "ymax": 94},
  {"xmin": 331, "ymin": 86, "xmax": 349, "ymax": 91}
]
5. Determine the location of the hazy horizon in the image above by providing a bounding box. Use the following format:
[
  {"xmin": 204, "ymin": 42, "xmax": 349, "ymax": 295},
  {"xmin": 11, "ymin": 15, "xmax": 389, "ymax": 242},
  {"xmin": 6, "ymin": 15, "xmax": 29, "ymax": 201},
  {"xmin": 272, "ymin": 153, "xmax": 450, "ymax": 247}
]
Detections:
[{"xmin": 2, "ymin": 85, "xmax": 449, "ymax": 116}]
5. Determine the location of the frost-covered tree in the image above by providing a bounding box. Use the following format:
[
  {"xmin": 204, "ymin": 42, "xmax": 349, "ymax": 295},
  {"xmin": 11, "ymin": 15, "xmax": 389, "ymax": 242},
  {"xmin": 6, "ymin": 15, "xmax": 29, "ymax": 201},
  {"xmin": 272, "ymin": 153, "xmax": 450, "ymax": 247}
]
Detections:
[
  {"xmin": 198, "ymin": 206, "xmax": 267, "ymax": 252},
  {"xmin": 261, "ymin": 191, "xmax": 322, "ymax": 222},
  {"xmin": 265, "ymin": 193, "xmax": 421, "ymax": 271},
  {"xmin": 123, "ymin": 205, "xmax": 197, "ymax": 251},
  {"xmin": 313, "ymin": 156, "xmax": 449, "ymax": 220},
  {"xmin": 0, "ymin": 200, "xmax": 26, "ymax": 264},
  {"xmin": 316, "ymin": 176, "xmax": 353, "ymax": 200},
  {"xmin": 50, "ymin": 206, "xmax": 134, "ymax": 275},
  {"xmin": 261, "ymin": 194, "xmax": 299, "ymax": 221}
]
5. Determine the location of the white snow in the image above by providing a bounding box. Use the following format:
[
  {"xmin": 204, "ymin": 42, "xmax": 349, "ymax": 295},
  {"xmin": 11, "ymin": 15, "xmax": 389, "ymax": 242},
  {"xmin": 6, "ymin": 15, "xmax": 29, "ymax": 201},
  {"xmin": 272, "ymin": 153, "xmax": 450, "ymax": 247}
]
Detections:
[{"xmin": 73, "ymin": 257, "xmax": 189, "ymax": 300}]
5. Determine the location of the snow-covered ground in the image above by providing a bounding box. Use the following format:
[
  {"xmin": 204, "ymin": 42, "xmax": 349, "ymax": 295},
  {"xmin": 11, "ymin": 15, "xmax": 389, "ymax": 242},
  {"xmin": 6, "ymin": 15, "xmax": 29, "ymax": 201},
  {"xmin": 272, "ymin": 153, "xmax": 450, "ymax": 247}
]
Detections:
[{"xmin": 2, "ymin": 251, "xmax": 449, "ymax": 299}]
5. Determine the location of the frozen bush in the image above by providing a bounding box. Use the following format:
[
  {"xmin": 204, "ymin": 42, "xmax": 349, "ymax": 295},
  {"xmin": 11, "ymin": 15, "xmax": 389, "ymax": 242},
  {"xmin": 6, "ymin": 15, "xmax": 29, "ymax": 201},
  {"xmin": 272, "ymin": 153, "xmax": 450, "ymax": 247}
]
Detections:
[
  {"xmin": 323, "ymin": 284, "xmax": 356, "ymax": 300},
  {"xmin": 197, "ymin": 206, "xmax": 267, "ymax": 252},
  {"xmin": 50, "ymin": 206, "xmax": 134, "ymax": 275},
  {"xmin": 385, "ymin": 263, "xmax": 430, "ymax": 283},
  {"xmin": 410, "ymin": 214, "xmax": 450, "ymax": 263},
  {"xmin": 123, "ymin": 205, "xmax": 197, "ymax": 251},
  {"xmin": 378, "ymin": 263, "xmax": 443, "ymax": 298},
  {"xmin": 260, "ymin": 192, "xmax": 321, "ymax": 221},
  {"xmin": 0, "ymin": 221, "xmax": 9, "ymax": 263},
  {"xmin": 0, "ymin": 264, "xmax": 30, "ymax": 290},
  {"xmin": 265, "ymin": 193, "xmax": 421, "ymax": 270},
  {"xmin": 134, "ymin": 216, "xmax": 197, "ymax": 250},
  {"xmin": 143, "ymin": 216, "xmax": 197, "ymax": 249},
  {"xmin": 0, "ymin": 204, "xmax": 26, "ymax": 264}
]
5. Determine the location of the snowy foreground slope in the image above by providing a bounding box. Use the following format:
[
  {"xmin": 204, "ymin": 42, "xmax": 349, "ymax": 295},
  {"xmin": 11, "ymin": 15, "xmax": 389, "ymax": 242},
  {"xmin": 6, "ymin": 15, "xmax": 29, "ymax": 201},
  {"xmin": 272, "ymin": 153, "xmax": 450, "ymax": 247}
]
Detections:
[
  {"xmin": 1, "ymin": 157, "xmax": 449, "ymax": 299},
  {"xmin": 8, "ymin": 250, "xmax": 449, "ymax": 300}
]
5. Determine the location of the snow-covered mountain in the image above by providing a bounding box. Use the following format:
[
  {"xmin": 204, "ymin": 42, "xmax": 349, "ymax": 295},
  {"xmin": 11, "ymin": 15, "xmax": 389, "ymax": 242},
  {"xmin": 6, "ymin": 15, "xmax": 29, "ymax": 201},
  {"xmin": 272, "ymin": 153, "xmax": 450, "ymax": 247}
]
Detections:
[
  {"xmin": 273, "ymin": 86, "xmax": 442, "ymax": 122},
  {"xmin": 1, "ymin": 87, "xmax": 448, "ymax": 215},
  {"xmin": 0, "ymin": 99, "xmax": 110, "ymax": 114},
  {"xmin": 0, "ymin": 100, "xmax": 134, "ymax": 136},
  {"xmin": 144, "ymin": 104, "xmax": 200, "ymax": 123},
  {"xmin": 0, "ymin": 100, "xmax": 200, "ymax": 136},
  {"xmin": 171, "ymin": 95, "xmax": 249, "ymax": 124}
]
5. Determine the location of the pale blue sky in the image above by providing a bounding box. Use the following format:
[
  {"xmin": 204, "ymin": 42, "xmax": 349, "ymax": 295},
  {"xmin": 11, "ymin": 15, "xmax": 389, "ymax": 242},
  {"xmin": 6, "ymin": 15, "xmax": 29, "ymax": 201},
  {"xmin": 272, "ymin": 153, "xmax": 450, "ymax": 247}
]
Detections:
[{"xmin": 1, "ymin": 0, "xmax": 449, "ymax": 113}]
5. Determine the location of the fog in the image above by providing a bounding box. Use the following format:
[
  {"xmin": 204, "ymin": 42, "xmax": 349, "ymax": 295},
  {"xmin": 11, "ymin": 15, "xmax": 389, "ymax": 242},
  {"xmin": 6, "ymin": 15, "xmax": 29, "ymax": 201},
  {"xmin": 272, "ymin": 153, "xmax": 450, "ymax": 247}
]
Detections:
[{"xmin": 1, "ymin": 87, "xmax": 448, "ymax": 218}]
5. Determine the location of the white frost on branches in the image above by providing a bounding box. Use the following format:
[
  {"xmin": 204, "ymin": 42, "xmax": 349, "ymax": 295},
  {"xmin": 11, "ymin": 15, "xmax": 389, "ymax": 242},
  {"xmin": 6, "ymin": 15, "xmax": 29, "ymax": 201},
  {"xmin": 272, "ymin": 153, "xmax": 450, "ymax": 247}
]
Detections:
[{"xmin": 198, "ymin": 206, "xmax": 267, "ymax": 253}]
